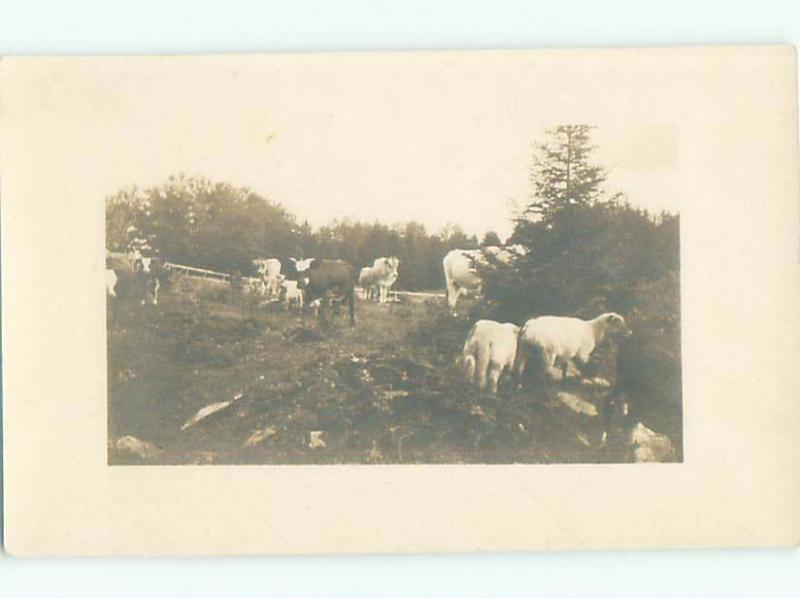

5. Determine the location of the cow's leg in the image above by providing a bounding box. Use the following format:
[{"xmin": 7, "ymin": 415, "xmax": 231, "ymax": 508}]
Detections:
[
  {"xmin": 450, "ymin": 287, "xmax": 467, "ymax": 316},
  {"xmin": 488, "ymin": 362, "xmax": 502, "ymax": 395},
  {"xmin": 543, "ymin": 350, "xmax": 559, "ymax": 382},
  {"xmin": 446, "ymin": 279, "xmax": 459, "ymax": 314},
  {"xmin": 475, "ymin": 346, "xmax": 490, "ymax": 391},
  {"xmin": 464, "ymin": 351, "xmax": 476, "ymax": 385}
]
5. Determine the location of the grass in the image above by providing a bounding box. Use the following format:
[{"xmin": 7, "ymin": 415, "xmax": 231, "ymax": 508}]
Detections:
[{"xmin": 107, "ymin": 277, "xmax": 663, "ymax": 465}]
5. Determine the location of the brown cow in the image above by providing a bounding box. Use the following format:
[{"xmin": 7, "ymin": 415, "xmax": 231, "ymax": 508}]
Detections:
[{"xmin": 301, "ymin": 259, "xmax": 356, "ymax": 325}]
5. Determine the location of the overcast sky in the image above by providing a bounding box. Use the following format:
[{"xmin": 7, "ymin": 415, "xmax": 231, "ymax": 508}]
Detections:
[{"xmin": 30, "ymin": 53, "xmax": 682, "ymax": 241}]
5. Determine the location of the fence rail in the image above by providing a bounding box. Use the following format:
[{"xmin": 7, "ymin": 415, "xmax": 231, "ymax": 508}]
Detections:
[{"xmin": 164, "ymin": 262, "xmax": 231, "ymax": 282}]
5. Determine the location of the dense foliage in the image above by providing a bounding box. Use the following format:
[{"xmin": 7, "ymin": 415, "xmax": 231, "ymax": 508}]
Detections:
[{"xmin": 106, "ymin": 174, "xmax": 477, "ymax": 290}]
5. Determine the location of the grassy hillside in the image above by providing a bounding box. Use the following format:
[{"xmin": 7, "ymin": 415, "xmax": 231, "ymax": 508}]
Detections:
[{"xmin": 107, "ymin": 276, "xmax": 672, "ymax": 465}]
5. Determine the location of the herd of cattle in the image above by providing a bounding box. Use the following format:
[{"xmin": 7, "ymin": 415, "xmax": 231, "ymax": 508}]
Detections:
[{"xmin": 106, "ymin": 244, "xmax": 681, "ymax": 456}]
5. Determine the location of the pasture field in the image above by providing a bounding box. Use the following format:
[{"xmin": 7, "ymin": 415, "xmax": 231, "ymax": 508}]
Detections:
[{"xmin": 108, "ymin": 275, "xmax": 650, "ymax": 465}]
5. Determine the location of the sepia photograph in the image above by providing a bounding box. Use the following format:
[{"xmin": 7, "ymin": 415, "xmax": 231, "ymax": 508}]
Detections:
[
  {"xmin": 103, "ymin": 58, "xmax": 682, "ymax": 465},
  {"xmin": 3, "ymin": 43, "xmax": 798, "ymax": 557}
]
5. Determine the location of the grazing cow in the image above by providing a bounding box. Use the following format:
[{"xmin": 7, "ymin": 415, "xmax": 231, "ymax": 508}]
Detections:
[
  {"xmin": 359, "ymin": 257, "xmax": 400, "ymax": 303},
  {"xmin": 281, "ymin": 279, "xmax": 304, "ymax": 308},
  {"xmin": 443, "ymin": 245, "xmax": 525, "ymax": 315},
  {"xmin": 106, "ymin": 268, "xmax": 118, "ymax": 298},
  {"xmin": 462, "ymin": 320, "xmax": 521, "ymax": 394},
  {"xmin": 600, "ymin": 331, "xmax": 682, "ymax": 458},
  {"xmin": 301, "ymin": 259, "xmax": 356, "ymax": 325},
  {"xmin": 252, "ymin": 258, "xmax": 282, "ymax": 299},
  {"xmin": 516, "ymin": 312, "xmax": 630, "ymax": 383}
]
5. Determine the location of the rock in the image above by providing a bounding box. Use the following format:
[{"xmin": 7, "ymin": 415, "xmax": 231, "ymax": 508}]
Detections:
[
  {"xmin": 114, "ymin": 435, "xmax": 162, "ymax": 460},
  {"xmin": 630, "ymin": 423, "xmax": 675, "ymax": 462},
  {"xmin": 580, "ymin": 376, "xmax": 611, "ymax": 389},
  {"xmin": 556, "ymin": 392, "xmax": 598, "ymax": 417},
  {"xmin": 592, "ymin": 376, "xmax": 611, "ymax": 389},
  {"xmin": 180, "ymin": 394, "xmax": 243, "ymax": 431},
  {"xmin": 308, "ymin": 430, "xmax": 326, "ymax": 449},
  {"xmin": 243, "ymin": 426, "xmax": 278, "ymax": 448}
]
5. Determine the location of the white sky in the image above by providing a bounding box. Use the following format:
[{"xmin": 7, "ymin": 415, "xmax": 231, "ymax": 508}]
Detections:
[{"xmin": 29, "ymin": 53, "xmax": 682, "ymax": 241}]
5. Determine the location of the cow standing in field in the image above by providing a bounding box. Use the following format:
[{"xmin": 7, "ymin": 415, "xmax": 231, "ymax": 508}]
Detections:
[
  {"xmin": 132, "ymin": 253, "xmax": 162, "ymax": 306},
  {"xmin": 515, "ymin": 312, "xmax": 630, "ymax": 384},
  {"xmin": 252, "ymin": 258, "xmax": 282, "ymax": 300},
  {"xmin": 359, "ymin": 257, "xmax": 400, "ymax": 303},
  {"xmin": 301, "ymin": 259, "xmax": 356, "ymax": 325},
  {"xmin": 443, "ymin": 245, "xmax": 525, "ymax": 315},
  {"xmin": 106, "ymin": 250, "xmax": 160, "ymax": 305},
  {"xmin": 462, "ymin": 320, "xmax": 521, "ymax": 394}
]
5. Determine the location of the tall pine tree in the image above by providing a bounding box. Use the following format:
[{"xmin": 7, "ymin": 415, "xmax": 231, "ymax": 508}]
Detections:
[{"xmin": 524, "ymin": 125, "xmax": 610, "ymax": 223}]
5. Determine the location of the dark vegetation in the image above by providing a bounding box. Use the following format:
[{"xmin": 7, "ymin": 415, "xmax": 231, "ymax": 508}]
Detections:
[{"xmin": 107, "ymin": 176, "xmax": 482, "ymax": 291}]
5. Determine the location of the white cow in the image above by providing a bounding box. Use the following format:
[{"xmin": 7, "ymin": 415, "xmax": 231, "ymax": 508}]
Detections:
[
  {"xmin": 359, "ymin": 257, "xmax": 400, "ymax": 303},
  {"xmin": 253, "ymin": 258, "xmax": 282, "ymax": 299},
  {"xmin": 106, "ymin": 268, "xmax": 118, "ymax": 298},
  {"xmin": 515, "ymin": 312, "xmax": 630, "ymax": 382},
  {"xmin": 443, "ymin": 245, "xmax": 525, "ymax": 315},
  {"xmin": 462, "ymin": 320, "xmax": 521, "ymax": 394},
  {"xmin": 281, "ymin": 279, "xmax": 304, "ymax": 308}
]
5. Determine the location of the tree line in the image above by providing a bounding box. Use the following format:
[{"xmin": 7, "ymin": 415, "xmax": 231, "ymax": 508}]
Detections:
[{"xmin": 106, "ymin": 174, "xmax": 488, "ymax": 291}]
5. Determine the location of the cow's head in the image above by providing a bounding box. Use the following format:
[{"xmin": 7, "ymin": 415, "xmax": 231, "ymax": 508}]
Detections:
[{"xmin": 291, "ymin": 257, "xmax": 315, "ymax": 273}]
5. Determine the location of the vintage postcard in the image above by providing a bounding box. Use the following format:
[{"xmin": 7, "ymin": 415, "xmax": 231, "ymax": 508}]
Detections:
[{"xmin": 2, "ymin": 46, "xmax": 799, "ymax": 555}]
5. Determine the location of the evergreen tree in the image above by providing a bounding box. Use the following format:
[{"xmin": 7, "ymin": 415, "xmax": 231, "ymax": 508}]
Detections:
[
  {"xmin": 523, "ymin": 125, "xmax": 611, "ymax": 224},
  {"xmin": 481, "ymin": 231, "xmax": 502, "ymax": 246}
]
